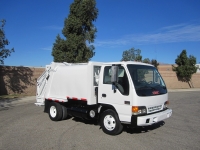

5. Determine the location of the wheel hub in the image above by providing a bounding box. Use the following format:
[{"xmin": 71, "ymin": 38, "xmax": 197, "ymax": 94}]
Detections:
[
  {"xmin": 50, "ymin": 106, "xmax": 57, "ymax": 118},
  {"xmin": 104, "ymin": 115, "xmax": 116, "ymax": 131}
]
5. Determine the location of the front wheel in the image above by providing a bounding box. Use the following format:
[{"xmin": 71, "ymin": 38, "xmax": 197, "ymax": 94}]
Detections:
[{"xmin": 100, "ymin": 109, "xmax": 123, "ymax": 135}]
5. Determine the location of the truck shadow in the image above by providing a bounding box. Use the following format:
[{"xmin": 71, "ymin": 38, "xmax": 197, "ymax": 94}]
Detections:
[
  {"xmin": 72, "ymin": 117, "xmax": 99, "ymax": 126},
  {"xmin": 71, "ymin": 117, "xmax": 165, "ymax": 134},
  {"xmin": 123, "ymin": 121, "xmax": 165, "ymax": 134}
]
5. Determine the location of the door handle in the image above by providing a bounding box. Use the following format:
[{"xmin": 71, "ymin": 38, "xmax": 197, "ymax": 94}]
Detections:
[{"xmin": 102, "ymin": 94, "xmax": 106, "ymax": 97}]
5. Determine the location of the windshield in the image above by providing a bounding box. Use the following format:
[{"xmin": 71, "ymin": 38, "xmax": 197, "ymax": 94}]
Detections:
[{"xmin": 127, "ymin": 64, "xmax": 167, "ymax": 96}]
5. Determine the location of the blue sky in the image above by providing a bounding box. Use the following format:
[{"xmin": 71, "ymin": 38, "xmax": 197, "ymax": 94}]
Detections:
[{"xmin": 1, "ymin": 0, "xmax": 200, "ymax": 67}]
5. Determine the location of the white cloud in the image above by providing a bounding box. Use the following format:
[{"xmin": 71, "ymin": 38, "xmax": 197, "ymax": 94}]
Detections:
[
  {"xmin": 41, "ymin": 46, "xmax": 52, "ymax": 51},
  {"xmin": 42, "ymin": 25, "xmax": 62, "ymax": 30},
  {"xmin": 95, "ymin": 23, "xmax": 200, "ymax": 47}
]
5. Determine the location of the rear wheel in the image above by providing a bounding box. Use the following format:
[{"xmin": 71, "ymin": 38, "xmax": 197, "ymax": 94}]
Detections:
[
  {"xmin": 62, "ymin": 105, "xmax": 68, "ymax": 120},
  {"xmin": 100, "ymin": 109, "xmax": 123, "ymax": 135},
  {"xmin": 49, "ymin": 102, "xmax": 63, "ymax": 121}
]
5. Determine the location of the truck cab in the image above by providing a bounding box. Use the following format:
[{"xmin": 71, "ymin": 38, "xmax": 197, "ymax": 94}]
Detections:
[{"xmin": 98, "ymin": 62, "xmax": 172, "ymax": 134}]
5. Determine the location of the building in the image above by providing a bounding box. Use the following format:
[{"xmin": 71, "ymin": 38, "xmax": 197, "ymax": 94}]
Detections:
[{"xmin": 195, "ymin": 64, "xmax": 200, "ymax": 73}]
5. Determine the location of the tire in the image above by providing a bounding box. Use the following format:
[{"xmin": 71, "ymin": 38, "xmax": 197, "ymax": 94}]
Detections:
[
  {"xmin": 62, "ymin": 105, "xmax": 68, "ymax": 120},
  {"xmin": 100, "ymin": 109, "xmax": 123, "ymax": 135},
  {"xmin": 49, "ymin": 102, "xmax": 63, "ymax": 121}
]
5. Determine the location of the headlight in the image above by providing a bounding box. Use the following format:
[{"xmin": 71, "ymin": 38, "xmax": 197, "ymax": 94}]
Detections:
[{"xmin": 132, "ymin": 106, "xmax": 147, "ymax": 115}]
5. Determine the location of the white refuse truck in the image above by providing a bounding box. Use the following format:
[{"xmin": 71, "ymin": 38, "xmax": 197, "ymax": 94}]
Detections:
[{"xmin": 35, "ymin": 61, "xmax": 172, "ymax": 135}]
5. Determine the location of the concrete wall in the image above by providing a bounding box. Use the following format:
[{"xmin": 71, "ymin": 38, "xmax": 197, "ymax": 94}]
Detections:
[
  {"xmin": 0, "ymin": 65, "xmax": 200, "ymax": 95},
  {"xmin": 158, "ymin": 65, "xmax": 200, "ymax": 89},
  {"xmin": 0, "ymin": 66, "xmax": 44, "ymax": 95}
]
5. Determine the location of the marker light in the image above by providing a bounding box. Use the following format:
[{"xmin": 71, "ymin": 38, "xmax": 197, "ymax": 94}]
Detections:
[{"xmin": 163, "ymin": 101, "xmax": 169, "ymax": 110}]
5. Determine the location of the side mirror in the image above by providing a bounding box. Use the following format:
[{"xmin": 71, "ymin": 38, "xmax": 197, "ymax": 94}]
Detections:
[{"xmin": 111, "ymin": 66, "xmax": 119, "ymax": 84}]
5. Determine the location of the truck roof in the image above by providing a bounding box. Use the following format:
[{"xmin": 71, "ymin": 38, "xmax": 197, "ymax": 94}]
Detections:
[
  {"xmin": 103, "ymin": 61, "xmax": 154, "ymax": 67},
  {"xmin": 47, "ymin": 61, "xmax": 154, "ymax": 68}
]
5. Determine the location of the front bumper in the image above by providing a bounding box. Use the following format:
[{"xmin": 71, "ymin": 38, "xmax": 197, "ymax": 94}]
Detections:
[{"xmin": 131, "ymin": 109, "xmax": 172, "ymax": 127}]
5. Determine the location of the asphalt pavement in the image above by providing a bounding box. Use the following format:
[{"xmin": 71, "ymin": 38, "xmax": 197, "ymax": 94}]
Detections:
[
  {"xmin": 0, "ymin": 96, "xmax": 36, "ymax": 110},
  {"xmin": 0, "ymin": 90, "xmax": 200, "ymax": 150}
]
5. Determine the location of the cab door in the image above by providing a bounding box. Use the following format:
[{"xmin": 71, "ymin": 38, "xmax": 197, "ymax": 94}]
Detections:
[{"xmin": 98, "ymin": 65, "xmax": 132, "ymax": 122}]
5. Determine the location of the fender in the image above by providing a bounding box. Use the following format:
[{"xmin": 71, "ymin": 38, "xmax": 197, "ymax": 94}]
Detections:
[{"xmin": 98, "ymin": 103, "xmax": 118, "ymax": 114}]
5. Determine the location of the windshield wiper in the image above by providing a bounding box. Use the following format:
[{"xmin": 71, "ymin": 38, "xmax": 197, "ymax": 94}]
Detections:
[
  {"xmin": 153, "ymin": 85, "xmax": 166, "ymax": 89},
  {"xmin": 136, "ymin": 86, "xmax": 153, "ymax": 90}
]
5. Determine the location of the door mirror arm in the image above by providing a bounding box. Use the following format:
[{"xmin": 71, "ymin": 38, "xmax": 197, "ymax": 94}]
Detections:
[{"xmin": 111, "ymin": 65, "xmax": 120, "ymax": 93}]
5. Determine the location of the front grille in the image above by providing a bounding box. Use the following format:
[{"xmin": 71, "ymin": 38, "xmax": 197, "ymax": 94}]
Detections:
[{"xmin": 148, "ymin": 105, "xmax": 162, "ymax": 113}]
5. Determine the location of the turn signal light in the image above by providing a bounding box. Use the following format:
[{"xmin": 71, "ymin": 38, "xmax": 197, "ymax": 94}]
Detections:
[{"xmin": 132, "ymin": 106, "xmax": 139, "ymax": 113}]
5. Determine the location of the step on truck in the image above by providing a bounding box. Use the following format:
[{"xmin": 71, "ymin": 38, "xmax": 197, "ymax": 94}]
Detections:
[{"xmin": 35, "ymin": 61, "xmax": 172, "ymax": 135}]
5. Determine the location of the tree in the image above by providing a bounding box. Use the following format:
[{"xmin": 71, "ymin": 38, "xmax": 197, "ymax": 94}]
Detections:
[
  {"xmin": 142, "ymin": 58, "xmax": 150, "ymax": 64},
  {"xmin": 135, "ymin": 55, "xmax": 142, "ymax": 62},
  {"xmin": 52, "ymin": 34, "xmax": 67, "ymax": 62},
  {"xmin": 121, "ymin": 48, "xmax": 141, "ymax": 61},
  {"xmin": 172, "ymin": 50, "xmax": 197, "ymax": 88},
  {"xmin": 52, "ymin": 0, "xmax": 98, "ymax": 63},
  {"xmin": 151, "ymin": 59, "xmax": 159, "ymax": 68},
  {"xmin": 0, "ymin": 19, "xmax": 14, "ymax": 64},
  {"xmin": 142, "ymin": 58, "xmax": 159, "ymax": 69}
]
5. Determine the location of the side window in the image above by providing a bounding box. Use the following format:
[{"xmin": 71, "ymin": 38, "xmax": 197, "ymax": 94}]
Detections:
[
  {"xmin": 94, "ymin": 66, "xmax": 101, "ymax": 86},
  {"xmin": 118, "ymin": 66, "xmax": 129, "ymax": 95},
  {"xmin": 103, "ymin": 66, "xmax": 129, "ymax": 95},
  {"xmin": 103, "ymin": 66, "xmax": 112, "ymax": 84}
]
